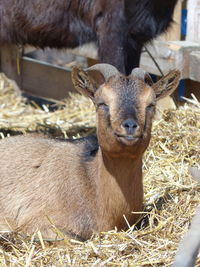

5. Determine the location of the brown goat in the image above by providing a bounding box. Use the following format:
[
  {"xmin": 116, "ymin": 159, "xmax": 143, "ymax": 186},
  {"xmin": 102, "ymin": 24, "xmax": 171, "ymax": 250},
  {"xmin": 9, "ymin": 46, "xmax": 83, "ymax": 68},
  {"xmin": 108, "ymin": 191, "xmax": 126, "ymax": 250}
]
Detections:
[{"xmin": 0, "ymin": 64, "xmax": 180, "ymax": 240}]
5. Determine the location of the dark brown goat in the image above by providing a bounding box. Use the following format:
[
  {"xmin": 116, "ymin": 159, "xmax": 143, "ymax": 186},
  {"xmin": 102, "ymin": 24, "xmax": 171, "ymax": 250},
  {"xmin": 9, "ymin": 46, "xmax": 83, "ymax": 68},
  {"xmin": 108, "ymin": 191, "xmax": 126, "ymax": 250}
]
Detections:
[
  {"xmin": 0, "ymin": 64, "xmax": 180, "ymax": 240},
  {"xmin": 0, "ymin": 0, "xmax": 178, "ymax": 74}
]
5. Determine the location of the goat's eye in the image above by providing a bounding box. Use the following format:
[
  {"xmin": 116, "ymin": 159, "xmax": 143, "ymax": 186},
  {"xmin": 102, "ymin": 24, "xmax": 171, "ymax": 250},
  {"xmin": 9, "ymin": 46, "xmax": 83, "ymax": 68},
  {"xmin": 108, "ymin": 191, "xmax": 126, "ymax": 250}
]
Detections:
[
  {"xmin": 146, "ymin": 103, "xmax": 155, "ymax": 111},
  {"xmin": 97, "ymin": 102, "xmax": 109, "ymax": 110}
]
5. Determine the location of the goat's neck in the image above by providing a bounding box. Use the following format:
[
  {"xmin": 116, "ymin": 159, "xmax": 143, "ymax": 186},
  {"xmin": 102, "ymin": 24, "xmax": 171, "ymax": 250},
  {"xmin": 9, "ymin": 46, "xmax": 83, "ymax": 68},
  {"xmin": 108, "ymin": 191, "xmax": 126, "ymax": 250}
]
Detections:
[{"xmin": 95, "ymin": 149, "xmax": 143, "ymax": 230}]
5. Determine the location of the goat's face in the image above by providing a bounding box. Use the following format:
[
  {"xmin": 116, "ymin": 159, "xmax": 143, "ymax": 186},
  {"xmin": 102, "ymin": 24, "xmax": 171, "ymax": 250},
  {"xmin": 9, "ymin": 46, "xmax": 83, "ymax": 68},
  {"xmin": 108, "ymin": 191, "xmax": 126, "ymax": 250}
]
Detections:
[
  {"xmin": 94, "ymin": 75, "xmax": 155, "ymax": 150},
  {"xmin": 72, "ymin": 64, "xmax": 180, "ymax": 155}
]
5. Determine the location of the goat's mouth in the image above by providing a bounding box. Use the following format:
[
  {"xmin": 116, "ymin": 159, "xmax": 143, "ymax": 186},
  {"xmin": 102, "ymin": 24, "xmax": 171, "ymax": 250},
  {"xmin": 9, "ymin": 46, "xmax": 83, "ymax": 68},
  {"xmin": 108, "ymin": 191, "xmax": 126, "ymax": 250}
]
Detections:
[{"xmin": 114, "ymin": 133, "xmax": 142, "ymax": 145}]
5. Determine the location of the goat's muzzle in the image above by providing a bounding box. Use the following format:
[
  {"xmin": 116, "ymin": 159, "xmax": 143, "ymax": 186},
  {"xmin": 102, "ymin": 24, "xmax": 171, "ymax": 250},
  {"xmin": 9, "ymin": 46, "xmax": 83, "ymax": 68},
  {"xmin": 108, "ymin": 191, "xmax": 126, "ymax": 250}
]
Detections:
[{"xmin": 114, "ymin": 118, "xmax": 142, "ymax": 145}]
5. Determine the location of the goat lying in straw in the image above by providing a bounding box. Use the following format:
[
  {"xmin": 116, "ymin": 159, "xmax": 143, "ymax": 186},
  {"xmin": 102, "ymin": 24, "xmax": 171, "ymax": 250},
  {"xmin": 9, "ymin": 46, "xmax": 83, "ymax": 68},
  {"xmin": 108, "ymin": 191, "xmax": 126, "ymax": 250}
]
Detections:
[{"xmin": 0, "ymin": 64, "xmax": 180, "ymax": 240}]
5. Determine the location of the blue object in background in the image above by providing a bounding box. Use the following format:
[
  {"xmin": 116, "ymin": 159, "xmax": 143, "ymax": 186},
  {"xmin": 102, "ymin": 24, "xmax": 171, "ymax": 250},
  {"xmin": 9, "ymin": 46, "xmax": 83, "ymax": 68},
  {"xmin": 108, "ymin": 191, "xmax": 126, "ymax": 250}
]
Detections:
[
  {"xmin": 178, "ymin": 80, "xmax": 185, "ymax": 101},
  {"xmin": 150, "ymin": 74, "xmax": 157, "ymax": 83},
  {"xmin": 181, "ymin": 8, "xmax": 187, "ymax": 38},
  {"xmin": 178, "ymin": 8, "xmax": 187, "ymax": 100}
]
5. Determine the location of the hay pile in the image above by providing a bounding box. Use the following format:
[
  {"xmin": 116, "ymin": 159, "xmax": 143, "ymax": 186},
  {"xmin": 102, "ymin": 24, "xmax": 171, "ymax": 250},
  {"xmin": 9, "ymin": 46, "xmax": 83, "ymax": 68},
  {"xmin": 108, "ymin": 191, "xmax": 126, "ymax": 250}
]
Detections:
[
  {"xmin": 0, "ymin": 73, "xmax": 199, "ymax": 266},
  {"xmin": 0, "ymin": 73, "xmax": 95, "ymax": 138}
]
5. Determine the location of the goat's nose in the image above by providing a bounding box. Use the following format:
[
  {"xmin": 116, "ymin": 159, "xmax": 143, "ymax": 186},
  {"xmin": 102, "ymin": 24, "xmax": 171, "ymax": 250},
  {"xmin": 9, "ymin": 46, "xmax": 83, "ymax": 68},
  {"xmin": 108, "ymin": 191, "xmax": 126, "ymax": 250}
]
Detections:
[{"xmin": 121, "ymin": 119, "xmax": 138, "ymax": 134}]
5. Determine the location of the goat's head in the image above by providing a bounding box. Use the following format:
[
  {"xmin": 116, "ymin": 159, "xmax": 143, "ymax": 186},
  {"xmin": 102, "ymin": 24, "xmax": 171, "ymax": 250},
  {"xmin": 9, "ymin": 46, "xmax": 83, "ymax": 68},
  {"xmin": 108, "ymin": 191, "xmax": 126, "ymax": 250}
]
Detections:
[{"xmin": 72, "ymin": 64, "xmax": 180, "ymax": 156}]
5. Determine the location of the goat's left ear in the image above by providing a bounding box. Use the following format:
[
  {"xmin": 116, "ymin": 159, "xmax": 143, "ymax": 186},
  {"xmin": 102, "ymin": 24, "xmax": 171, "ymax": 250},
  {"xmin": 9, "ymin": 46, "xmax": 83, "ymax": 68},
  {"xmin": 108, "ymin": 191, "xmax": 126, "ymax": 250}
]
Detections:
[
  {"xmin": 71, "ymin": 67, "xmax": 105, "ymax": 101},
  {"xmin": 152, "ymin": 70, "xmax": 180, "ymax": 100}
]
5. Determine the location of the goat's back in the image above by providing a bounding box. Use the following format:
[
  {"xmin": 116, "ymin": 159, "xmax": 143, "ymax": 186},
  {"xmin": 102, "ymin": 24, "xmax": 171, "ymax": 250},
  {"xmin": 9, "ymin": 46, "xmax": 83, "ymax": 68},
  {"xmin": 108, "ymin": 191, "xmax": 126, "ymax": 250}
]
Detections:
[
  {"xmin": 0, "ymin": 0, "xmax": 95, "ymax": 47},
  {"xmin": 0, "ymin": 135, "xmax": 97, "ymax": 239}
]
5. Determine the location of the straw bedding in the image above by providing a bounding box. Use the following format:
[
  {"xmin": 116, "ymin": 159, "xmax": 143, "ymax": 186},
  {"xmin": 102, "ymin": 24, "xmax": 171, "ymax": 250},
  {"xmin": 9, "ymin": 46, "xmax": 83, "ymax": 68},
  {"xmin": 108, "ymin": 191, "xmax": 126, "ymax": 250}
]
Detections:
[{"xmin": 0, "ymin": 73, "xmax": 199, "ymax": 266}]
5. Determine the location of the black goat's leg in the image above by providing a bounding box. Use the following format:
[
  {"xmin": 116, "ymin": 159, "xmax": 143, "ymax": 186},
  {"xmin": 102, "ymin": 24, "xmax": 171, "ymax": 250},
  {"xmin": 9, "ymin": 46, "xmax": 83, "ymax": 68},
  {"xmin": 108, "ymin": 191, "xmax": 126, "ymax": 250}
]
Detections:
[
  {"xmin": 124, "ymin": 38, "xmax": 143, "ymax": 75},
  {"xmin": 95, "ymin": 1, "xmax": 126, "ymax": 74}
]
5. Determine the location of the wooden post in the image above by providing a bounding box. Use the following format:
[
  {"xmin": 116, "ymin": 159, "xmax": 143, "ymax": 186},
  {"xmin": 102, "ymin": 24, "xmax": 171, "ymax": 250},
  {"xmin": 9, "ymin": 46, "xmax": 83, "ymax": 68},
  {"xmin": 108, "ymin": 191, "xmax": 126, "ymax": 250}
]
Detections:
[
  {"xmin": 187, "ymin": 0, "xmax": 200, "ymax": 43},
  {"xmin": 159, "ymin": 0, "xmax": 183, "ymax": 41},
  {"xmin": 0, "ymin": 45, "xmax": 22, "ymax": 86}
]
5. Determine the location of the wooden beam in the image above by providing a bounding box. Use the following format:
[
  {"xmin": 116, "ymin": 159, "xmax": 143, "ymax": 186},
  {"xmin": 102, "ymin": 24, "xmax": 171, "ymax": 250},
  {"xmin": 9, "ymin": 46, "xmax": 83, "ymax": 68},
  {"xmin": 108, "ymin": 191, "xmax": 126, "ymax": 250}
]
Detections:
[
  {"xmin": 20, "ymin": 57, "xmax": 75, "ymax": 99},
  {"xmin": 140, "ymin": 41, "xmax": 200, "ymax": 78},
  {"xmin": 189, "ymin": 51, "xmax": 200, "ymax": 81},
  {"xmin": 0, "ymin": 45, "xmax": 76, "ymax": 100}
]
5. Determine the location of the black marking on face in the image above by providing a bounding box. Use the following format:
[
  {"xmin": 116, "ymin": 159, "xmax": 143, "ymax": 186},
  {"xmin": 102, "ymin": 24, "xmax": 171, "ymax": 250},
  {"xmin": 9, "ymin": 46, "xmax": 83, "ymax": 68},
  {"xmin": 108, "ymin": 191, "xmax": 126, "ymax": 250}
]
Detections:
[{"xmin": 117, "ymin": 78, "xmax": 139, "ymax": 121}]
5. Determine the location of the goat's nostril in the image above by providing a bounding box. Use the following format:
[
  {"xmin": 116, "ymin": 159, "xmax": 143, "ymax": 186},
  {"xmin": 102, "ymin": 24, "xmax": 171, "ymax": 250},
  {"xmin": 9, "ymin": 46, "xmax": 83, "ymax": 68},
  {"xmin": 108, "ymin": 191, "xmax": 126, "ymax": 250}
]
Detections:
[{"xmin": 122, "ymin": 119, "xmax": 138, "ymax": 130}]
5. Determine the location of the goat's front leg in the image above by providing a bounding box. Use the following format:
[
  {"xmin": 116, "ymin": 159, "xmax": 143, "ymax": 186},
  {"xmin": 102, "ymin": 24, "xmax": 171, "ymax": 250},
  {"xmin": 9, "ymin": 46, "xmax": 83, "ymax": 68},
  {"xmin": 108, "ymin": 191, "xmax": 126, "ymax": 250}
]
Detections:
[
  {"xmin": 124, "ymin": 36, "xmax": 143, "ymax": 75},
  {"xmin": 94, "ymin": 1, "xmax": 126, "ymax": 74}
]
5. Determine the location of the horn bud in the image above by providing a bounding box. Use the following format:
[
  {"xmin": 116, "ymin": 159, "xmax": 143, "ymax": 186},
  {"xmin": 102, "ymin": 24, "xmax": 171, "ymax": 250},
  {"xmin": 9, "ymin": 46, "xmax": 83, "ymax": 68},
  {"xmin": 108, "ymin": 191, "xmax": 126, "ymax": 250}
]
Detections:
[
  {"xmin": 131, "ymin": 68, "xmax": 153, "ymax": 86},
  {"xmin": 86, "ymin": 63, "xmax": 119, "ymax": 81}
]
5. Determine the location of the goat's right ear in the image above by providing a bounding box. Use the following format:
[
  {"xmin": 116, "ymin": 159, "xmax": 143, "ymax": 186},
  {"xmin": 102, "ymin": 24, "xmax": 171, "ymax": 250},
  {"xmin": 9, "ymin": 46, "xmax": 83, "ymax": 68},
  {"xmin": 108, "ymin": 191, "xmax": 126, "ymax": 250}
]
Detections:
[{"xmin": 71, "ymin": 67, "xmax": 105, "ymax": 100}]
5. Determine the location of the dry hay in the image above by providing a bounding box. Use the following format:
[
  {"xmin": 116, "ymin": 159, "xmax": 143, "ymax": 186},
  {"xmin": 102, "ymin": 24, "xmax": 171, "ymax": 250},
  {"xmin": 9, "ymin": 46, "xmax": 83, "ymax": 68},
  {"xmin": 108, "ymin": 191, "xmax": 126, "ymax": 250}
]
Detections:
[
  {"xmin": 0, "ymin": 73, "xmax": 95, "ymax": 138},
  {"xmin": 0, "ymin": 73, "xmax": 199, "ymax": 267}
]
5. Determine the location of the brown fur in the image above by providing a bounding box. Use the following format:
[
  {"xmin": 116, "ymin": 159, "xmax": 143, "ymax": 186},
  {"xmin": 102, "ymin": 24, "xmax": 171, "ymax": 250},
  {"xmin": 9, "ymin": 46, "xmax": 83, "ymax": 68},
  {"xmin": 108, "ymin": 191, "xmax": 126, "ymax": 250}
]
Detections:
[{"xmin": 0, "ymin": 64, "xmax": 180, "ymax": 240}]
